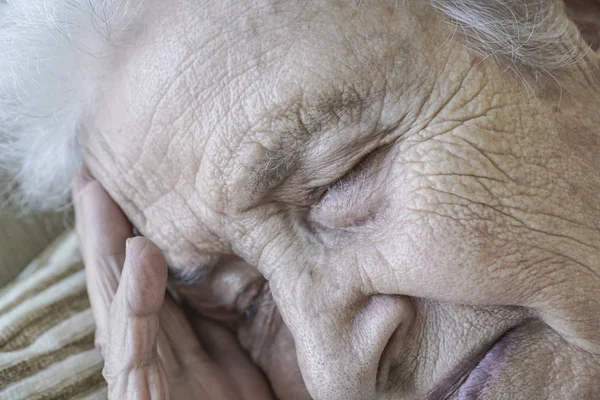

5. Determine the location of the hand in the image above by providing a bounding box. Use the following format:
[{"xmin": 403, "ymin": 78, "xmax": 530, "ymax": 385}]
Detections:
[{"xmin": 73, "ymin": 168, "xmax": 275, "ymax": 400}]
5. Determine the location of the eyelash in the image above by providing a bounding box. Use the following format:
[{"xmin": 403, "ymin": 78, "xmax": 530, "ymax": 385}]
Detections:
[{"xmin": 317, "ymin": 149, "xmax": 374, "ymax": 203}]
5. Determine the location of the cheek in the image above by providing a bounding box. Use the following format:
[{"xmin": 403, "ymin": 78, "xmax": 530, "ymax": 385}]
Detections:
[
  {"xmin": 373, "ymin": 165, "xmax": 539, "ymax": 306},
  {"xmin": 331, "ymin": 139, "xmax": 535, "ymax": 305},
  {"xmin": 367, "ymin": 159, "xmax": 600, "ymax": 352}
]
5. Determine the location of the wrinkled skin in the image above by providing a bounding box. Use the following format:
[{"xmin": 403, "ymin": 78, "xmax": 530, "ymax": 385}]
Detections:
[
  {"xmin": 81, "ymin": 0, "xmax": 600, "ymax": 399},
  {"xmin": 73, "ymin": 170, "xmax": 277, "ymax": 400}
]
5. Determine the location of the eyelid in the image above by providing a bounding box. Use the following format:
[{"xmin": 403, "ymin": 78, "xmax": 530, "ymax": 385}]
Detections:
[
  {"xmin": 312, "ymin": 145, "xmax": 374, "ymax": 196},
  {"xmin": 309, "ymin": 168, "xmax": 377, "ymax": 230},
  {"xmin": 308, "ymin": 146, "xmax": 387, "ymax": 230}
]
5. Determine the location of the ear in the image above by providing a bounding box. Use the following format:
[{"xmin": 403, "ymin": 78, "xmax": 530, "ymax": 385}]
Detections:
[{"xmin": 564, "ymin": 0, "xmax": 600, "ymax": 50}]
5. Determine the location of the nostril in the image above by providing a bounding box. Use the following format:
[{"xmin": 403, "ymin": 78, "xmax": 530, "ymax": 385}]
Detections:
[
  {"xmin": 374, "ymin": 295, "xmax": 416, "ymax": 393},
  {"xmin": 353, "ymin": 295, "xmax": 416, "ymax": 394},
  {"xmin": 293, "ymin": 293, "xmax": 416, "ymax": 400}
]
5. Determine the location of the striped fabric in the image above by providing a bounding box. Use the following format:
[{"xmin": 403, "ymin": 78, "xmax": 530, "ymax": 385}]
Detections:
[{"xmin": 0, "ymin": 231, "xmax": 108, "ymax": 399}]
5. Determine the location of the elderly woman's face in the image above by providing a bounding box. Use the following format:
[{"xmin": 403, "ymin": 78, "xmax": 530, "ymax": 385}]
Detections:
[{"xmin": 82, "ymin": 0, "xmax": 600, "ymax": 398}]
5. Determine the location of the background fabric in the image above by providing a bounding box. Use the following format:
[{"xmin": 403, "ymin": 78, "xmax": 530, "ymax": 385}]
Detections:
[
  {"xmin": 0, "ymin": 231, "xmax": 107, "ymax": 399},
  {"xmin": 0, "ymin": 209, "xmax": 72, "ymax": 288}
]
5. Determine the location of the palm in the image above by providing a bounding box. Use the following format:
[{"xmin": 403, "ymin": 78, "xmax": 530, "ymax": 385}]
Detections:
[{"xmin": 156, "ymin": 298, "xmax": 273, "ymax": 400}]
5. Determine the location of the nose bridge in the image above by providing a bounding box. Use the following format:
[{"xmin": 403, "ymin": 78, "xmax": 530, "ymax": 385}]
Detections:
[{"xmin": 271, "ymin": 269, "xmax": 413, "ymax": 400}]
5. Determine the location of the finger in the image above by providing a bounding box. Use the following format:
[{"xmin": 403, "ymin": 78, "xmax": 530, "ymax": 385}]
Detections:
[
  {"xmin": 244, "ymin": 321, "xmax": 311, "ymax": 400},
  {"xmin": 235, "ymin": 286, "xmax": 311, "ymax": 400},
  {"xmin": 73, "ymin": 167, "xmax": 133, "ymax": 263},
  {"xmin": 72, "ymin": 167, "xmax": 133, "ymax": 352},
  {"xmin": 188, "ymin": 313, "xmax": 275, "ymax": 400},
  {"xmin": 156, "ymin": 298, "xmax": 244, "ymax": 392},
  {"xmin": 157, "ymin": 296, "xmax": 273, "ymax": 399},
  {"xmin": 104, "ymin": 237, "xmax": 169, "ymax": 400},
  {"xmin": 156, "ymin": 298, "xmax": 212, "ymax": 372}
]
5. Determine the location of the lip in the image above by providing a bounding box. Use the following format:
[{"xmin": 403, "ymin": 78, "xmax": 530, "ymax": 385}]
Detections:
[
  {"xmin": 428, "ymin": 325, "xmax": 521, "ymax": 400},
  {"xmin": 450, "ymin": 329, "xmax": 514, "ymax": 400}
]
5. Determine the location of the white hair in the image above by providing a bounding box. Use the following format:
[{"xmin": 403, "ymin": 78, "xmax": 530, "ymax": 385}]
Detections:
[
  {"xmin": 0, "ymin": 0, "xmax": 142, "ymax": 211},
  {"xmin": 0, "ymin": 0, "xmax": 591, "ymax": 211},
  {"xmin": 431, "ymin": 0, "xmax": 586, "ymax": 69}
]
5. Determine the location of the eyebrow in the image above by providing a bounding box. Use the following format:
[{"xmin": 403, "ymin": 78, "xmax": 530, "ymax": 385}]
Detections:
[
  {"xmin": 247, "ymin": 91, "xmax": 373, "ymax": 197},
  {"xmin": 249, "ymin": 128, "xmax": 307, "ymax": 196}
]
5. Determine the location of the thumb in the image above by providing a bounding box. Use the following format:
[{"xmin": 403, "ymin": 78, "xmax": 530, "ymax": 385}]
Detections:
[{"xmin": 103, "ymin": 237, "xmax": 170, "ymax": 400}]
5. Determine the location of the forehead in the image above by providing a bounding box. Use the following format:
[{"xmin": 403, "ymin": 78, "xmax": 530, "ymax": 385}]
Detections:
[{"xmin": 83, "ymin": 0, "xmax": 432, "ymax": 207}]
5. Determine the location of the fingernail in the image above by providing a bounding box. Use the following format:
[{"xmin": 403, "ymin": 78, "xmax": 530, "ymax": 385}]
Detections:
[{"xmin": 126, "ymin": 238, "xmax": 132, "ymax": 251}]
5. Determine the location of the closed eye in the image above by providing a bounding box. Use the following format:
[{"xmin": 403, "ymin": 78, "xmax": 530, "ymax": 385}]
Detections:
[{"xmin": 309, "ymin": 146, "xmax": 386, "ymax": 230}]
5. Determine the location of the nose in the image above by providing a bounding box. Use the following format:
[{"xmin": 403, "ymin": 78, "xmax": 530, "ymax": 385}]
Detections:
[
  {"xmin": 229, "ymin": 214, "xmax": 416, "ymax": 399},
  {"xmin": 271, "ymin": 276, "xmax": 415, "ymax": 400}
]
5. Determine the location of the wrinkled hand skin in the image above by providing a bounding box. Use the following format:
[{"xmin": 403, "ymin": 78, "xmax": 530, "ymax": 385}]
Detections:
[{"xmin": 81, "ymin": 0, "xmax": 600, "ymax": 399}]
